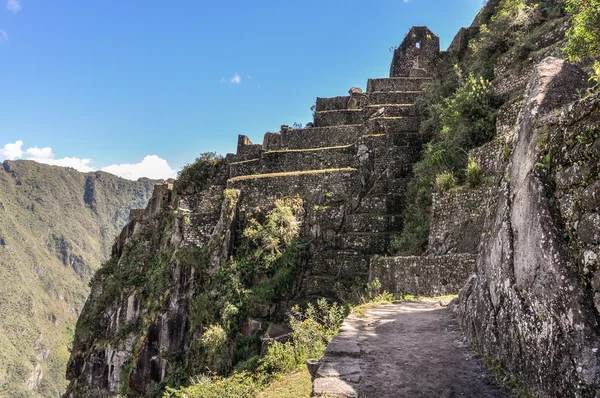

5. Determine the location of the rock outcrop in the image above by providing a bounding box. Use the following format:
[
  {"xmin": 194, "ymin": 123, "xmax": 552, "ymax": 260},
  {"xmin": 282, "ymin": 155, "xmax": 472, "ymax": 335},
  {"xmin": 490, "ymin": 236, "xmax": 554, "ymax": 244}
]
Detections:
[{"xmin": 458, "ymin": 59, "xmax": 600, "ymax": 397}]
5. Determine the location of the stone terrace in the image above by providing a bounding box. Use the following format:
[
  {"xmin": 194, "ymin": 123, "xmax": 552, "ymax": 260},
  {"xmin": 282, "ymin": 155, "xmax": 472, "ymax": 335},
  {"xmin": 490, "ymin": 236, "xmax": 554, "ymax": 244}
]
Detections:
[{"xmin": 223, "ymin": 27, "xmax": 441, "ymax": 301}]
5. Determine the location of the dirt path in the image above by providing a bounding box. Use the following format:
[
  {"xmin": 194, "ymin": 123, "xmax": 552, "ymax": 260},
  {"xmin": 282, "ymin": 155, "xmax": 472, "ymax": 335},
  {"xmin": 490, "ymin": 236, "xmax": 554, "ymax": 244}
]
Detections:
[{"xmin": 312, "ymin": 300, "xmax": 509, "ymax": 398}]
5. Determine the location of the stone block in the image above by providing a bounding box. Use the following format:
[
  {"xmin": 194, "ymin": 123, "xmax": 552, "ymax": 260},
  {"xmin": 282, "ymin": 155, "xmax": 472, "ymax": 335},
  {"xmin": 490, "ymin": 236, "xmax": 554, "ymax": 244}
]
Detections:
[
  {"xmin": 367, "ymin": 91, "xmax": 420, "ymax": 106},
  {"xmin": 310, "ymin": 250, "xmax": 371, "ymax": 277},
  {"xmin": 281, "ymin": 125, "xmax": 364, "ymax": 149},
  {"xmin": 316, "ymin": 96, "xmax": 351, "ymax": 111},
  {"xmin": 314, "ymin": 110, "xmax": 365, "ymax": 127},
  {"xmin": 367, "ymin": 77, "xmax": 431, "ymax": 93}
]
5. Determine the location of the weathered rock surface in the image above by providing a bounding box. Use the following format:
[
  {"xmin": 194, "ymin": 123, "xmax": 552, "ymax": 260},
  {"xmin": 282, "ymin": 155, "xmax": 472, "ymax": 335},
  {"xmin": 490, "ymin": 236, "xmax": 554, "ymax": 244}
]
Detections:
[{"xmin": 457, "ymin": 58, "xmax": 600, "ymax": 397}]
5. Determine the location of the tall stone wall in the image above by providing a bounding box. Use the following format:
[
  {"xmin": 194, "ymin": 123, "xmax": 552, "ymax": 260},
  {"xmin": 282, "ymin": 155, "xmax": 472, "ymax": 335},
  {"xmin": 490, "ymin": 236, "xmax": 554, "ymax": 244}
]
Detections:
[{"xmin": 427, "ymin": 186, "xmax": 495, "ymax": 255}]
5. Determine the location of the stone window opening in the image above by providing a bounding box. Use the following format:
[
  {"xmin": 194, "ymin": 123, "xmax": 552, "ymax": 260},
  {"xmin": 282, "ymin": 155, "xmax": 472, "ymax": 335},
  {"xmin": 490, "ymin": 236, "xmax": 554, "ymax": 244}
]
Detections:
[{"xmin": 415, "ymin": 42, "xmax": 421, "ymax": 49}]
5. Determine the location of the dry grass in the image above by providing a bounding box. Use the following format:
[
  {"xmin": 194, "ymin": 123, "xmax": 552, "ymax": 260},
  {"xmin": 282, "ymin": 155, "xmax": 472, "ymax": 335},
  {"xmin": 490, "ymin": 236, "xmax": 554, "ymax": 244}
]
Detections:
[
  {"xmin": 264, "ymin": 145, "xmax": 352, "ymax": 154},
  {"xmin": 258, "ymin": 366, "xmax": 312, "ymax": 398},
  {"xmin": 228, "ymin": 168, "xmax": 356, "ymax": 182},
  {"xmin": 230, "ymin": 158, "xmax": 260, "ymax": 165},
  {"xmin": 365, "ymin": 104, "xmax": 414, "ymax": 107},
  {"xmin": 316, "ymin": 109, "xmax": 363, "ymax": 113}
]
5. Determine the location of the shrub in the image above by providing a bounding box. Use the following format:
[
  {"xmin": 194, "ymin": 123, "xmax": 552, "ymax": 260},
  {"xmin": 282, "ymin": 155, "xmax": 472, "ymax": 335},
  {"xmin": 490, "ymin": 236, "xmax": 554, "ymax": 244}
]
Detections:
[
  {"xmin": 260, "ymin": 298, "xmax": 345, "ymax": 373},
  {"xmin": 564, "ymin": 0, "xmax": 600, "ymax": 62},
  {"xmin": 435, "ymin": 172, "xmax": 457, "ymax": 194},
  {"xmin": 202, "ymin": 324, "xmax": 232, "ymax": 374},
  {"xmin": 243, "ymin": 197, "xmax": 304, "ymax": 269},
  {"xmin": 394, "ymin": 71, "xmax": 497, "ymax": 256},
  {"xmin": 176, "ymin": 152, "xmax": 222, "ymax": 193},
  {"xmin": 467, "ymin": 157, "xmax": 484, "ymax": 187}
]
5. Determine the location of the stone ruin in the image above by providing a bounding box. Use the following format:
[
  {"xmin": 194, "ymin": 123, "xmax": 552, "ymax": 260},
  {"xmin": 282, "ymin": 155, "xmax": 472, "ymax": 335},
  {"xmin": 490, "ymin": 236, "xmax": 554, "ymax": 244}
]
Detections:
[{"xmin": 390, "ymin": 26, "xmax": 440, "ymax": 78}]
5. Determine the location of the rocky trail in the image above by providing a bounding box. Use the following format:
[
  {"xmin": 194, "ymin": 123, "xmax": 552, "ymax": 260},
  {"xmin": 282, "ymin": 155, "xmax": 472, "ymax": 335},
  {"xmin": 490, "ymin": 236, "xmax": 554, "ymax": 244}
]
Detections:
[{"xmin": 312, "ymin": 300, "xmax": 510, "ymax": 398}]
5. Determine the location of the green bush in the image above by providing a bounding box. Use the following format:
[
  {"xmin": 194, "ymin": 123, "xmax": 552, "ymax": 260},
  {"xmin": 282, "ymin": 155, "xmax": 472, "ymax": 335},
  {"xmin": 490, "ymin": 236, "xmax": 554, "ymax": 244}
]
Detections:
[
  {"xmin": 165, "ymin": 298, "xmax": 346, "ymax": 397},
  {"xmin": 435, "ymin": 172, "xmax": 457, "ymax": 194},
  {"xmin": 202, "ymin": 325, "xmax": 232, "ymax": 374},
  {"xmin": 467, "ymin": 157, "xmax": 484, "ymax": 187},
  {"xmin": 394, "ymin": 72, "xmax": 498, "ymax": 255},
  {"xmin": 260, "ymin": 298, "xmax": 345, "ymax": 374},
  {"xmin": 243, "ymin": 197, "xmax": 305, "ymax": 270},
  {"xmin": 564, "ymin": 0, "xmax": 600, "ymax": 62},
  {"xmin": 176, "ymin": 152, "xmax": 222, "ymax": 193}
]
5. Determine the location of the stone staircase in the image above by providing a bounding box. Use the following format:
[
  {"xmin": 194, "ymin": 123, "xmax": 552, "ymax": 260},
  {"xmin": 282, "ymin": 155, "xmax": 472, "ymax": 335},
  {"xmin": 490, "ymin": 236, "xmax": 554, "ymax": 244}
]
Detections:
[{"xmin": 224, "ymin": 29, "xmax": 440, "ymax": 302}]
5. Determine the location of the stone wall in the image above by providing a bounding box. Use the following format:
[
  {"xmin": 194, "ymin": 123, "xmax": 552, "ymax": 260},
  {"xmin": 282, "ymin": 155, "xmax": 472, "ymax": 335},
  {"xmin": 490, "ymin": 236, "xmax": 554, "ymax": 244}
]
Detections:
[
  {"xmin": 390, "ymin": 26, "xmax": 440, "ymax": 78},
  {"xmin": 370, "ymin": 254, "xmax": 477, "ymax": 297},
  {"xmin": 427, "ymin": 186, "xmax": 495, "ymax": 255}
]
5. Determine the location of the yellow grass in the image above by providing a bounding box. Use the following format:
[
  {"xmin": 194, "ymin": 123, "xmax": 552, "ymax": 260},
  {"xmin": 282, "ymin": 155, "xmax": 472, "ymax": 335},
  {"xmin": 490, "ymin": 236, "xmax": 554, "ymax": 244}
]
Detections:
[
  {"xmin": 228, "ymin": 168, "xmax": 356, "ymax": 182},
  {"xmin": 265, "ymin": 145, "xmax": 352, "ymax": 154},
  {"xmin": 258, "ymin": 366, "xmax": 313, "ymax": 398},
  {"xmin": 230, "ymin": 158, "xmax": 260, "ymax": 165}
]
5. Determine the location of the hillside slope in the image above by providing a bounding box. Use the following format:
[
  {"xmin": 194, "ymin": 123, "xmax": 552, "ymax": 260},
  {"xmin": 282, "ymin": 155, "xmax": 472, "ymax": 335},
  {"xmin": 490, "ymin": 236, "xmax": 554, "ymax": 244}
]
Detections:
[{"xmin": 0, "ymin": 160, "xmax": 160, "ymax": 397}]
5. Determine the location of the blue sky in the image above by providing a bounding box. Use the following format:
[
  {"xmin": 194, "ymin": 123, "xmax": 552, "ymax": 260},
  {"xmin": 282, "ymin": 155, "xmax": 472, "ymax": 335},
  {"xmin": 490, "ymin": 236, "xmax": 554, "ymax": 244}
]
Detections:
[{"xmin": 0, "ymin": 0, "xmax": 483, "ymax": 179}]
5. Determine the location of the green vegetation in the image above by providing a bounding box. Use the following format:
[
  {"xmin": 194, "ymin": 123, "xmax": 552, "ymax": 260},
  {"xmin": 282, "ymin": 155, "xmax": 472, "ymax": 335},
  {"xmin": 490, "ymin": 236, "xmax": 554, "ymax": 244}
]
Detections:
[
  {"xmin": 164, "ymin": 278, "xmax": 399, "ymax": 398},
  {"xmin": 0, "ymin": 160, "xmax": 157, "ymax": 397},
  {"xmin": 467, "ymin": 157, "xmax": 484, "ymax": 188},
  {"xmin": 164, "ymin": 299, "xmax": 345, "ymax": 398},
  {"xmin": 392, "ymin": 71, "xmax": 498, "ymax": 255},
  {"xmin": 564, "ymin": 0, "xmax": 600, "ymax": 91}
]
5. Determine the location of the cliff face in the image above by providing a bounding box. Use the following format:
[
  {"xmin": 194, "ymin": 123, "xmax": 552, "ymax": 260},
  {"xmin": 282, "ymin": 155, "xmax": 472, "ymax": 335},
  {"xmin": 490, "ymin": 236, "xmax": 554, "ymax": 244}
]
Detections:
[
  {"xmin": 458, "ymin": 61, "xmax": 600, "ymax": 396},
  {"xmin": 0, "ymin": 160, "xmax": 159, "ymax": 397},
  {"xmin": 65, "ymin": 2, "xmax": 600, "ymax": 397}
]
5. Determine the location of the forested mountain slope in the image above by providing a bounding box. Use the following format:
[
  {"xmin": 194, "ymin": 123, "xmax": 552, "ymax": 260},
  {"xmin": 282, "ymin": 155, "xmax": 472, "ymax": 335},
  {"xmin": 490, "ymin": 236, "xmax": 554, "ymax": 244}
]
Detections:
[{"xmin": 0, "ymin": 160, "xmax": 160, "ymax": 397}]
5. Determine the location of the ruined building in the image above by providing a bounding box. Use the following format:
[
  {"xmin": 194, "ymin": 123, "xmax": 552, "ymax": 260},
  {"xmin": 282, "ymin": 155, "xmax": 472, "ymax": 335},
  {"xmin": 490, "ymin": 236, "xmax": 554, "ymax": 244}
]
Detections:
[{"xmin": 65, "ymin": 15, "xmax": 600, "ymax": 398}]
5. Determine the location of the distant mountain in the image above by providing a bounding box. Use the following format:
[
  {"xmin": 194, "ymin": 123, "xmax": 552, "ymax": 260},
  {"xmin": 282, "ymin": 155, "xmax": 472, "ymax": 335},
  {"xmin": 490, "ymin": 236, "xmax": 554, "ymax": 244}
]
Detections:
[{"xmin": 0, "ymin": 160, "xmax": 161, "ymax": 397}]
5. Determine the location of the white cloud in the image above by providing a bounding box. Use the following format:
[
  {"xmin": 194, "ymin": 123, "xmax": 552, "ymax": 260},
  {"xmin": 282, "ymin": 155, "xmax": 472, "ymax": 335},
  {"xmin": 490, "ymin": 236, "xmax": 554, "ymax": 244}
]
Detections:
[
  {"xmin": 221, "ymin": 73, "xmax": 242, "ymax": 84},
  {"xmin": 0, "ymin": 140, "xmax": 23, "ymax": 159},
  {"xmin": 101, "ymin": 155, "xmax": 177, "ymax": 180},
  {"xmin": 32, "ymin": 156, "xmax": 94, "ymax": 173},
  {"xmin": 0, "ymin": 141, "xmax": 177, "ymax": 180},
  {"xmin": 0, "ymin": 29, "xmax": 8, "ymax": 45},
  {"xmin": 6, "ymin": 0, "xmax": 21, "ymax": 14},
  {"xmin": 25, "ymin": 146, "xmax": 53, "ymax": 159}
]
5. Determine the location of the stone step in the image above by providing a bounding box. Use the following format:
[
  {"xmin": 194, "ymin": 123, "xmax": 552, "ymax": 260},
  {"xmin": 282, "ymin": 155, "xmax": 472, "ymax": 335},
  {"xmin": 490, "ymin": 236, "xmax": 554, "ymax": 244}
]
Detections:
[
  {"xmin": 314, "ymin": 111, "xmax": 420, "ymax": 129},
  {"xmin": 331, "ymin": 232, "xmax": 391, "ymax": 254},
  {"xmin": 279, "ymin": 125, "xmax": 364, "ymax": 149},
  {"xmin": 310, "ymin": 250, "xmax": 371, "ymax": 277},
  {"xmin": 316, "ymin": 96, "xmax": 351, "ymax": 112},
  {"xmin": 356, "ymin": 193, "xmax": 405, "ymax": 214},
  {"xmin": 361, "ymin": 131, "xmax": 427, "ymax": 148},
  {"xmin": 367, "ymin": 77, "xmax": 432, "ymax": 93},
  {"xmin": 227, "ymin": 168, "xmax": 360, "ymax": 210},
  {"xmin": 342, "ymin": 213, "xmax": 403, "ymax": 233},
  {"xmin": 364, "ymin": 104, "xmax": 417, "ymax": 118},
  {"xmin": 368, "ymin": 176, "xmax": 411, "ymax": 194},
  {"xmin": 316, "ymin": 91, "xmax": 420, "ymax": 113},
  {"xmin": 314, "ymin": 110, "xmax": 365, "ymax": 127},
  {"xmin": 229, "ymin": 146, "xmax": 356, "ymax": 178},
  {"xmin": 367, "ymin": 91, "xmax": 421, "ymax": 106}
]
